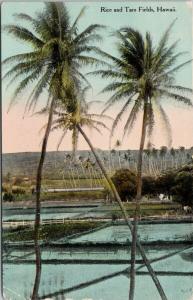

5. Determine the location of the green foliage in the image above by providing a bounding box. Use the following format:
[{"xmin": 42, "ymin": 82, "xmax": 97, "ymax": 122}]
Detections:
[
  {"xmin": 4, "ymin": 221, "xmax": 104, "ymax": 242},
  {"xmin": 3, "ymin": 3, "xmax": 107, "ymax": 113},
  {"xmin": 111, "ymin": 169, "xmax": 137, "ymax": 201},
  {"xmin": 3, "ymin": 192, "xmax": 15, "ymax": 202},
  {"xmin": 142, "ymin": 176, "xmax": 157, "ymax": 196},
  {"xmin": 156, "ymin": 171, "xmax": 176, "ymax": 199},
  {"xmin": 12, "ymin": 187, "xmax": 26, "ymax": 195},
  {"xmin": 172, "ymin": 171, "xmax": 193, "ymax": 206},
  {"xmin": 111, "ymin": 212, "xmax": 122, "ymax": 221},
  {"xmin": 156, "ymin": 169, "xmax": 193, "ymax": 206},
  {"xmin": 92, "ymin": 23, "xmax": 192, "ymax": 147}
]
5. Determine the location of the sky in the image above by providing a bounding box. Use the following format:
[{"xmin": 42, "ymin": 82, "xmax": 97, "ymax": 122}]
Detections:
[{"xmin": 2, "ymin": 1, "xmax": 193, "ymax": 153}]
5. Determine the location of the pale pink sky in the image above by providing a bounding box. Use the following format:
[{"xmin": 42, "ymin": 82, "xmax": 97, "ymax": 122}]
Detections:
[
  {"xmin": 3, "ymin": 103, "xmax": 193, "ymax": 153},
  {"xmin": 2, "ymin": 1, "xmax": 193, "ymax": 153}
]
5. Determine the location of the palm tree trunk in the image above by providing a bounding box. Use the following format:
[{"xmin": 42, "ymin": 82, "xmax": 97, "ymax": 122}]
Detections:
[
  {"xmin": 129, "ymin": 102, "xmax": 148, "ymax": 300},
  {"xmin": 76, "ymin": 124, "xmax": 167, "ymax": 300},
  {"xmin": 31, "ymin": 98, "xmax": 55, "ymax": 300}
]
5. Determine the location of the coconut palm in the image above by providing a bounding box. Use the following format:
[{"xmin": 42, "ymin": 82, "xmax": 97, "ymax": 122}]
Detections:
[
  {"xmin": 179, "ymin": 146, "xmax": 186, "ymax": 165},
  {"xmin": 115, "ymin": 139, "xmax": 122, "ymax": 169},
  {"xmin": 40, "ymin": 89, "xmax": 111, "ymax": 151},
  {"xmin": 3, "ymin": 3, "xmax": 107, "ymax": 298},
  {"xmin": 48, "ymin": 86, "xmax": 167, "ymax": 299},
  {"xmin": 90, "ymin": 22, "xmax": 192, "ymax": 299},
  {"xmin": 160, "ymin": 146, "xmax": 168, "ymax": 171}
]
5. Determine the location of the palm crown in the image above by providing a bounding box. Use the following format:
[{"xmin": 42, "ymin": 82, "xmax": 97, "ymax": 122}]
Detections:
[
  {"xmin": 3, "ymin": 3, "xmax": 106, "ymax": 113},
  {"xmin": 39, "ymin": 87, "xmax": 112, "ymax": 154},
  {"xmin": 91, "ymin": 23, "xmax": 193, "ymax": 145}
]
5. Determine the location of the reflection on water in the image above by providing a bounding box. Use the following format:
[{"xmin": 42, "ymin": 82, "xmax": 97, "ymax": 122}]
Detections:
[
  {"xmin": 61, "ymin": 223, "xmax": 193, "ymax": 243},
  {"xmin": 3, "ymin": 206, "xmax": 108, "ymax": 221},
  {"xmin": 3, "ymin": 246, "xmax": 193, "ymax": 300},
  {"xmin": 3, "ymin": 223, "xmax": 193, "ymax": 300}
]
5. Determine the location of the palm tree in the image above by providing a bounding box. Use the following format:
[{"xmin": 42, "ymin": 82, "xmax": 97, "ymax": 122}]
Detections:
[
  {"xmin": 110, "ymin": 149, "xmax": 116, "ymax": 171},
  {"xmin": 76, "ymin": 118, "xmax": 167, "ymax": 300},
  {"xmin": 160, "ymin": 146, "xmax": 168, "ymax": 171},
  {"xmin": 42, "ymin": 89, "xmax": 111, "ymax": 153},
  {"xmin": 151, "ymin": 147, "xmax": 159, "ymax": 175},
  {"xmin": 49, "ymin": 86, "xmax": 167, "ymax": 300},
  {"xmin": 179, "ymin": 146, "xmax": 186, "ymax": 165},
  {"xmin": 90, "ymin": 22, "xmax": 192, "ymax": 299},
  {"xmin": 115, "ymin": 139, "xmax": 122, "ymax": 169},
  {"xmin": 3, "ymin": 3, "xmax": 107, "ymax": 298}
]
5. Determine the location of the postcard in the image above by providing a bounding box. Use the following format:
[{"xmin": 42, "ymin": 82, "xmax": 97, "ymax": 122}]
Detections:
[{"xmin": 2, "ymin": 1, "xmax": 193, "ymax": 300}]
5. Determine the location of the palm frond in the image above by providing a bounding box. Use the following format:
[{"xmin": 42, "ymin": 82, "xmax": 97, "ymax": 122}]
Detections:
[
  {"xmin": 164, "ymin": 85, "xmax": 193, "ymax": 94},
  {"xmin": 123, "ymin": 98, "xmax": 142, "ymax": 138},
  {"xmin": 74, "ymin": 24, "xmax": 105, "ymax": 44},
  {"xmin": 158, "ymin": 89, "xmax": 193, "ymax": 106},
  {"xmin": 3, "ymin": 24, "xmax": 44, "ymax": 47},
  {"xmin": 71, "ymin": 6, "xmax": 87, "ymax": 34},
  {"xmin": 8, "ymin": 67, "xmax": 42, "ymax": 112},
  {"xmin": 155, "ymin": 101, "xmax": 172, "ymax": 148},
  {"xmin": 2, "ymin": 51, "xmax": 40, "ymax": 66},
  {"xmin": 110, "ymin": 96, "xmax": 133, "ymax": 140}
]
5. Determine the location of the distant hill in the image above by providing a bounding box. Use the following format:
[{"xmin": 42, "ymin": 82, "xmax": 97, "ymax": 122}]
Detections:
[
  {"xmin": 2, "ymin": 151, "xmax": 94, "ymax": 178},
  {"xmin": 2, "ymin": 148, "xmax": 192, "ymax": 179}
]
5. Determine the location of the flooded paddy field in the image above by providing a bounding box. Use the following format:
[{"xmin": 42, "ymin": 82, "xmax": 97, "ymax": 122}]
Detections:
[
  {"xmin": 3, "ymin": 222, "xmax": 193, "ymax": 300},
  {"xmin": 2, "ymin": 205, "xmax": 108, "ymax": 221},
  {"xmin": 3, "ymin": 245, "xmax": 193, "ymax": 300}
]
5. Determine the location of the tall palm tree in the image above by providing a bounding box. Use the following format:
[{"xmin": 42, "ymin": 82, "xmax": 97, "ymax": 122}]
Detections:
[
  {"xmin": 3, "ymin": 3, "xmax": 107, "ymax": 298},
  {"xmin": 50, "ymin": 87, "xmax": 167, "ymax": 300},
  {"xmin": 90, "ymin": 22, "xmax": 192, "ymax": 299}
]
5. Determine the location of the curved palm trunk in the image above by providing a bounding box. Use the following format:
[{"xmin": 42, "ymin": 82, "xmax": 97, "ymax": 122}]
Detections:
[
  {"xmin": 31, "ymin": 99, "xmax": 55, "ymax": 300},
  {"xmin": 129, "ymin": 102, "xmax": 148, "ymax": 300},
  {"xmin": 76, "ymin": 124, "xmax": 167, "ymax": 300}
]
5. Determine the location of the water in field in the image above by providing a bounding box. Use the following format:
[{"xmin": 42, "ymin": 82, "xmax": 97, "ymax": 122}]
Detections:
[
  {"xmin": 57, "ymin": 223, "xmax": 193, "ymax": 244},
  {"xmin": 3, "ymin": 206, "xmax": 108, "ymax": 221},
  {"xmin": 3, "ymin": 246, "xmax": 193, "ymax": 300},
  {"xmin": 3, "ymin": 222, "xmax": 193, "ymax": 300}
]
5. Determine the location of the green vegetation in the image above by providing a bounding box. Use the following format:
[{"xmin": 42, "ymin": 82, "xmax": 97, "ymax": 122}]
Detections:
[
  {"xmin": 3, "ymin": 3, "xmax": 193, "ymax": 300},
  {"xmin": 4, "ymin": 221, "xmax": 104, "ymax": 242},
  {"xmin": 3, "ymin": 148, "xmax": 193, "ymax": 179},
  {"xmin": 111, "ymin": 166, "xmax": 193, "ymax": 207},
  {"xmin": 112, "ymin": 169, "xmax": 137, "ymax": 201}
]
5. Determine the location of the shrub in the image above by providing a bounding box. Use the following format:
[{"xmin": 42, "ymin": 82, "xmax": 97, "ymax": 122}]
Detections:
[
  {"xmin": 156, "ymin": 171, "xmax": 176, "ymax": 200},
  {"xmin": 2, "ymin": 185, "xmax": 8, "ymax": 193},
  {"xmin": 111, "ymin": 169, "xmax": 137, "ymax": 201},
  {"xmin": 172, "ymin": 171, "xmax": 193, "ymax": 206},
  {"xmin": 3, "ymin": 193, "xmax": 15, "ymax": 202},
  {"xmin": 13, "ymin": 177, "xmax": 23, "ymax": 185},
  {"xmin": 111, "ymin": 212, "xmax": 121, "ymax": 221},
  {"xmin": 142, "ymin": 176, "xmax": 157, "ymax": 197},
  {"xmin": 12, "ymin": 187, "xmax": 26, "ymax": 195}
]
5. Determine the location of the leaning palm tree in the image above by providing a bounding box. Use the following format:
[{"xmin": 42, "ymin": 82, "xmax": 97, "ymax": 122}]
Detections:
[
  {"xmin": 46, "ymin": 86, "xmax": 168, "ymax": 300},
  {"xmin": 3, "ymin": 3, "xmax": 107, "ymax": 298},
  {"xmin": 89, "ymin": 22, "xmax": 193, "ymax": 299}
]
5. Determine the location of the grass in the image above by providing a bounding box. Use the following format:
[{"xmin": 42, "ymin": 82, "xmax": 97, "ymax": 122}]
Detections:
[
  {"xmin": 3, "ymin": 177, "xmax": 107, "ymax": 202},
  {"xmin": 43, "ymin": 178, "xmax": 107, "ymax": 188}
]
